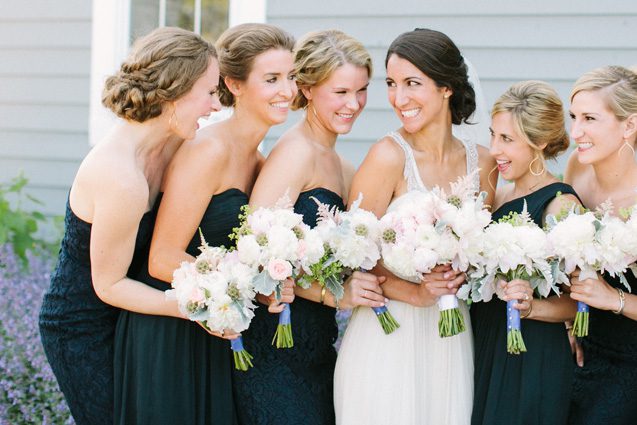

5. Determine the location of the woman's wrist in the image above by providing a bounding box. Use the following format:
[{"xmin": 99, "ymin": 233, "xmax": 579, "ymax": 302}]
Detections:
[{"xmin": 611, "ymin": 287, "xmax": 625, "ymax": 315}]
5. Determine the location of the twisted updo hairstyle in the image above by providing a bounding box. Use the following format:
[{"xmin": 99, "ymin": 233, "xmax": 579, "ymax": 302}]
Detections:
[
  {"xmin": 102, "ymin": 27, "xmax": 216, "ymax": 123},
  {"xmin": 385, "ymin": 28, "xmax": 476, "ymax": 125},
  {"xmin": 492, "ymin": 80, "xmax": 569, "ymax": 160},
  {"xmin": 291, "ymin": 29, "xmax": 372, "ymax": 110},
  {"xmin": 571, "ymin": 65, "xmax": 637, "ymax": 122},
  {"xmin": 215, "ymin": 23, "xmax": 295, "ymax": 107}
]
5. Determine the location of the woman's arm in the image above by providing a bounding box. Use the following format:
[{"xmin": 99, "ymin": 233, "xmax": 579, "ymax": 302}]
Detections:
[
  {"xmin": 148, "ymin": 137, "xmax": 226, "ymax": 282},
  {"xmin": 89, "ymin": 176, "xmax": 182, "ymax": 318}
]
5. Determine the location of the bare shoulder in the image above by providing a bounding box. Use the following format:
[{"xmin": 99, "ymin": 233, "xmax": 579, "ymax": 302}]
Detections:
[
  {"xmin": 171, "ymin": 126, "xmax": 231, "ymax": 177},
  {"xmin": 545, "ymin": 192, "xmax": 581, "ymax": 217},
  {"xmin": 364, "ymin": 135, "xmax": 405, "ymax": 169},
  {"xmin": 271, "ymin": 129, "xmax": 314, "ymax": 157}
]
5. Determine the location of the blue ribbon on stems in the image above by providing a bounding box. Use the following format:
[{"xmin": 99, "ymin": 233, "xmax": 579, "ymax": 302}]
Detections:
[
  {"xmin": 230, "ymin": 335, "xmax": 253, "ymax": 371},
  {"xmin": 272, "ymin": 302, "xmax": 294, "ymax": 348},
  {"xmin": 571, "ymin": 301, "xmax": 589, "ymax": 337},
  {"xmin": 506, "ymin": 299, "xmax": 526, "ymax": 355}
]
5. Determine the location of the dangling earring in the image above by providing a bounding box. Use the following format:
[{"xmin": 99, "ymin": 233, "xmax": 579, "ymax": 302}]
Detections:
[
  {"xmin": 168, "ymin": 106, "xmax": 180, "ymax": 132},
  {"xmin": 528, "ymin": 154, "xmax": 545, "ymax": 176},
  {"xmin": 618, "ymin": 139, "xmax": 636, "ymax": 157},
  {"xmin": 487, "ymin": 165, "xmax": 498, "ymax": 192}
]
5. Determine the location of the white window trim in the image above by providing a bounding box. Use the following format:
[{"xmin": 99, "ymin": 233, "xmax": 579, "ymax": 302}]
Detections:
[{"xmin": 88, "ymin": 0, "xmax": 266, "ymax": 146}]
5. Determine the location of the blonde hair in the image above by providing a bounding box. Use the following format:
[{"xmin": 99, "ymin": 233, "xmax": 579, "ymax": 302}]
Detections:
[
  {"xmin": 492, "ymin": 80, "xmax": 569, "ymax": 160},
  {"xmin": 102, "ymin": 27, "xmax": 216, "ymax": 122},
  {"xmin": 291, "ymin": 29, "xmax": 372, "ymax": 110},
  {"xmin": 571, "ymin": 65, "xmax": 637, "ymax": 121},
  {"xmin": 215, "ymin": 23, "xmax": 295, "ymax": 107}
]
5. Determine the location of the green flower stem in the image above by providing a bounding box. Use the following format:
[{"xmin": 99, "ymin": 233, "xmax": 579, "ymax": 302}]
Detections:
[
  {"xmin": 375, "ymin": 310, "xmax": 400, "ymax": 335},
  {"xmin": 572, "ymin": 311, "xmax": 589, "ymax": 338},
  {"xmin": 438, "ymin": 308, "xmax": 466, "ymax": 337},
  {"xmin": 233, "ymin": 349, "xmax": 254, "ymax": 371},
  {"xmin": 272, "ymin": 324, "xmax": 294, "ymax": 348},
  {"xmin": 507, "ymin": 329, "xmax": 527, "ymax": 355}
]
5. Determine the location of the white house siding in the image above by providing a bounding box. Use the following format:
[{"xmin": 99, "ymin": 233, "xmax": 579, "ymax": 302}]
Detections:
[
  {"xmin": 0, "ymin": 0, "xmax": 91, "ymax": 216},
  {"xmin": 264, "ymin": 0, "xmax": 637, "ymax": 174}
]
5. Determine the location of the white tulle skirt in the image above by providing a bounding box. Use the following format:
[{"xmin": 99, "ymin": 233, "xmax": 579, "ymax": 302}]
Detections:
[{"xmin": 334, "ymin": 300, "xmax": 473, "ymax": 425}]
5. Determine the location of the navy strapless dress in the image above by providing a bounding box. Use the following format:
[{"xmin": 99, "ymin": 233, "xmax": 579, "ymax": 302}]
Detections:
[
  {"xmin": 568, "ymin": 260, "xmax": 637, "ymax": 422},
  {"xmin": 232, "ymin": 188, "xmax": 345, "ymax": 425},
  {"xmin": 471, "ymin": 183, "xmax": 579, "ymax": 425},
  {"xmin": 39, "ymin": 198, "xmax": 156, "ymax": 425},
  {"xmin": 114, "ymin": 189, "xmax": 244, "ymax": 425}
]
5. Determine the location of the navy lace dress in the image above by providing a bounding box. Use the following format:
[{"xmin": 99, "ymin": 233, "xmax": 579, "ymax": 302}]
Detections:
[
  {"xmin": 471, "ymin": 183, "xmax": 579, "ymax": 425},
  {"xmin": 232, "ymin": 188, "xmax": 344, "ymax": 425},
  {"xmin": 568, "ymin": 263, "xmax": 637, "ymax": 423},
  {"xmin": 39, "ymin": 197, "xmax": 156, "ymax": 425},
  {"xmin": 113, "ymin": 189, "xmax": 244, "ymax": 425}
]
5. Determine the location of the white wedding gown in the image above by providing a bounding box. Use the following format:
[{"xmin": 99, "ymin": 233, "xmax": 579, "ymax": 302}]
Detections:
[{"xmin": 334, "ymin": 131, "xmax": 478, "ymax": 425}]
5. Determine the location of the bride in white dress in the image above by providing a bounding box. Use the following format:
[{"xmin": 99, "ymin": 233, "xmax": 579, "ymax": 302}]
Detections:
[{"xmin": 334, "ymin": 28, "xmax": 496, "ymax": 425}]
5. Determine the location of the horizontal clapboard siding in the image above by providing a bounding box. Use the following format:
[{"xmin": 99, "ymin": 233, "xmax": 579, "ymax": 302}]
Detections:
[{"xmin": 0, "ymin": 0, "xmax": 91, "ymax": 217}]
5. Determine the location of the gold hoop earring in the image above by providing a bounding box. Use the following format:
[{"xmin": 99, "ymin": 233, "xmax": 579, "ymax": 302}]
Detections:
[
  {"xmin": 529, "ymin": 154, "xmax": 545, "ymax": 176},
  {"xmin": 487, "ymin": 165, "xmax": 498, "ymax": 192},
  {"xmin": 618, "ymin": 139, "xmax": 636, "ymax": 157}
]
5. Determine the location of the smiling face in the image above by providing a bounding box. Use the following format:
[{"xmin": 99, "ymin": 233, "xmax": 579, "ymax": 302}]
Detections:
[
  {"xmin": 489, "ymin": 111, "xmax": 540, "ymax": 182},
  {"xmin": 304, "ymin": 62, "xmax": 369, "ymax": 135},
  {"xmin": 234, "ymin": 48, "xmax": 297, "ymax": 127},
  {"xmin": 569, "ymin": 89, "xmax": 628, "ymax": 165},
  {"xmin": 385, "ymin": 54, "xmax": 451, "ymax": 134},
  {"xmin": 172, "ymin": 57, "xmax": 221, "ymax": 139}
]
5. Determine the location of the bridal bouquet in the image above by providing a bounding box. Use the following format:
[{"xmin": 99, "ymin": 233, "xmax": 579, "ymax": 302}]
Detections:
[
  {"xmin": 168, "ymin": 232, "xmax": 257, "ymax": 370},
  {"xmin": 380, "ymin": 172, "xmax": 491, "ymax": 337},
  {"xmin": 473, "ymin": 203, "xmax": 554, "ymax": 354},
  {"xmin": 313, "ymin": 194, "xmax": 400, "ymax": 334},
  {"xmin": 232, "ymin": 195, "xmax": 323, "ymax": 348},
  {"xmin": 379, "ymin": 190, "xmax": 460, "ymax": 335},
  {"xmin": 546, "ymin": 202, "xmax": 637, "ymax": 337}
]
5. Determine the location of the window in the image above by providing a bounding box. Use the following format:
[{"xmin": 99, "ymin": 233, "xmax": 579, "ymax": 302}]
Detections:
[
  {"xmin": 130, "ymin": 0, "xmax": 230, "ymax": 45},
  {"xmin": 89, "ymin": 0, "xmax": 265, "ymax": 145}
]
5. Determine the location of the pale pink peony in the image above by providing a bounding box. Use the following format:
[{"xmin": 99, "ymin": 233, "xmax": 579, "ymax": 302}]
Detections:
[{"xmin": 267, "ymin": 258, "xmax": 293, "ymax": 281}]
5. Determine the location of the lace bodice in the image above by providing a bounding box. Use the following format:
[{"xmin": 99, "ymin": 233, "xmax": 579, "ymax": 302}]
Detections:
[{"xmin": 387, "ymin": 131, "xmax": 480, "ymax": 193}]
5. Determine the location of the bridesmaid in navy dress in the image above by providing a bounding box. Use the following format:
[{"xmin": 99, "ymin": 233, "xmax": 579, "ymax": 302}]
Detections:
[
  {"xmin": 565, "ymin": 66, "xmax": 637, "ymax": 425},
  {"xmin": 470, "ymin": 81, "xmax": 579, "ymax": 425},
  {"xmin": 38, "ymin": 27, "xmax": 220, "ymax": 425},
  {"xmin": 113, "ymin": 24, "xmax": 297, "ymax": 424},
  {"xmin": 232, "ymin": 30, "xmax": 386, "ymax": 425}
]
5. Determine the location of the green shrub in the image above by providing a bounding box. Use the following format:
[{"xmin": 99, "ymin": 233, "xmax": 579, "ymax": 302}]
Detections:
[{"xmin": 0, "ymin": 173, "xmax": 62, "ymax": 269}]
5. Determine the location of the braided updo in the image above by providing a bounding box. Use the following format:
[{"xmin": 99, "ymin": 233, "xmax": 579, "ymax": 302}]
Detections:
[{"xmin": 102, "ymin": 27, "xmax": 216, "ymax": 122}]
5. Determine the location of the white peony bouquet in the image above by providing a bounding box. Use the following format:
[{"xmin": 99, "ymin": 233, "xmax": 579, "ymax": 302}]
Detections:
[
  {"xmin": 231, "ymin": 194, "xmax": 323, "ymax": 348},
  {"xmin": 546, "ymin": 201, "xmax": 637, "ymax": 337},
  {"xmin": 167, "ymin": 231, "xmax": 257, "ymax": 370},
  {"xmin": 314, "ymin": 194, "xmax": 400, "ymax": 334},
  {"xmin": 471, "ymin": 203, "xmax": 554, "ymax": 354},
  {"xmin": 380, "ymin": 171, "xmax": 491, "ymax": 337}
]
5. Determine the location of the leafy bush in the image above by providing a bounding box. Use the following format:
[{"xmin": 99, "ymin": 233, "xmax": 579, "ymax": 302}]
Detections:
[
  {"xmin": 0, "ymin": 245, "xmax": 74, "ymax": 424},
  {"xmin": 0, "ymin": 173, "xmax": 62, "ymax": 269}
]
